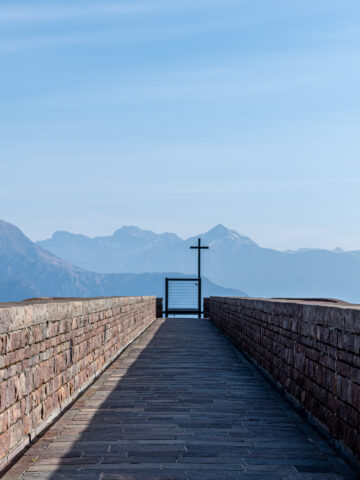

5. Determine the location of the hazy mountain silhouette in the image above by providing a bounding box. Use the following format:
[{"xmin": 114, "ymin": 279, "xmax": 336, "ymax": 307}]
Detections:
[
  {"xmin": 39, "ymin": 223, "xmax": 360, "ymax": 303},
  {"xmin": 0, "ymin": 220, "xmax": 245, "ymax": 302},
  {"xmin": 39, "ymin": 226, "xmax": 182, "ymax": 274},
  {"xmin": 38, "ymin": 224, "xmax": 256, "ymax": 274}
]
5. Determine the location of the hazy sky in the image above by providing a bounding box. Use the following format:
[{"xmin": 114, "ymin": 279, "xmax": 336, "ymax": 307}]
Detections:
[{"xmin": 1, "ymin": 0, "xmax": 360, "ymax": 250}]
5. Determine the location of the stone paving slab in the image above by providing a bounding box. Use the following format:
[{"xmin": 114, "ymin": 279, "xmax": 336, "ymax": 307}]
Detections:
[{"xmin": 2, "ymin": 318, "xmax": 358, "ymax": 480}]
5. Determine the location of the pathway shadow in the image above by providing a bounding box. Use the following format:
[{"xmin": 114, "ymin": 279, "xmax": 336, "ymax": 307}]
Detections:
[{"xmin": 24, "ymin": 317, "xmax": 357, "ymax": 480}]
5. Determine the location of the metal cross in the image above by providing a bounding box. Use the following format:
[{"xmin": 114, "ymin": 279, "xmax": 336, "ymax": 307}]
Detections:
[{"xmin": 190, "ymin": 238, "xmax": 209, "ymax": 279}]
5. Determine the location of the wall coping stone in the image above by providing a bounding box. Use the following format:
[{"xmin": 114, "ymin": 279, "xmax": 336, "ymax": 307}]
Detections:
[
  {"xmin": 0, "ymin": 296, "xmax": 155, "ymax": 334},
  {"xmin": 209, "ymin": 296, "xmax": 360, "ymax": 331}
]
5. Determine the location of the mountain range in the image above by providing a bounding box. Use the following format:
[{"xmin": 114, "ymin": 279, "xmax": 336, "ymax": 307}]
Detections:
[
  {"xmin": 0, "ymin": 220, "xmax": 245, "ymax": 303},
  {"xmin": 38, "ymin": 223, "xmax": 360, "ymax": 303}
]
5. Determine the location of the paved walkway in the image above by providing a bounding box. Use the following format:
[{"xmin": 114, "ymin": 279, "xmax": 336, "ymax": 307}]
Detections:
[{"xmin": 4, "ymin": 318, "xmax": 358, "ymax": 480}]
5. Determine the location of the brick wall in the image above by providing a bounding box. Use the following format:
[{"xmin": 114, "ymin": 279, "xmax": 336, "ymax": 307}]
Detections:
[
  {"xmin": 205, "ymin": 297, "xmax": 360, "ymax": 462},
  {"xmin": 0, "ymin": 296, "xmax": 156, "ymax": 470}
]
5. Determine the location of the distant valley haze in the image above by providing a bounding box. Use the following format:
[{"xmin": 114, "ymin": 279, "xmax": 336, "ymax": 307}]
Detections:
[
  {"xmin": 37, "ymin": 223, "xmax": 360, "ymax": 303},
  {"xmin": 0, "ymin": 219, "xmax": 245, "ymax": 303},
  {"xmin": 1, "ymin": 218, "xmax": 360, "ymax": 304}
]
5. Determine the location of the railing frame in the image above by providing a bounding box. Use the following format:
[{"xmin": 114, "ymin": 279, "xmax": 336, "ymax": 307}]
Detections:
[{"xmin": 165, "ymin": 277, "xmax": 202, "ymax": 318}]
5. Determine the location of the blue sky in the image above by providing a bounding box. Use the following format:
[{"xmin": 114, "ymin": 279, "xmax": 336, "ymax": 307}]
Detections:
[{"xmin": 1, "ymin": 0, "xmax": 360, "ymax": 250}]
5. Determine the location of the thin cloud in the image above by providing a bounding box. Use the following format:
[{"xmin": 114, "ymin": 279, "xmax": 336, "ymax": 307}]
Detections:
[
  {"xmin": 4, "ymin": 45, "xmax": 358, "ymax": 109},
  {"xmin": 0, "ymin": 15, "xmax": 254, "ymax": 55},
  {"xmin": 0, "ymin": 0, "xmax": 239, "ymax": 24}
]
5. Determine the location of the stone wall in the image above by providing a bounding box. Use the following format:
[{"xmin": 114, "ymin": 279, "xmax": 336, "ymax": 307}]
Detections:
[
  {"xmin": 205, "ymin": 297, "xmax": 360, "ymax": 463},
  {"xmin": 0, "ymin": 296, "xmax": 156, "ymax": 471}
]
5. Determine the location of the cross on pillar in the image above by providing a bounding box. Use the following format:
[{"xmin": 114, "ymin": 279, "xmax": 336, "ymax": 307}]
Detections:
[{"xmin": 190, "ymin": 238, "xmax": 209, "ymax": 280}]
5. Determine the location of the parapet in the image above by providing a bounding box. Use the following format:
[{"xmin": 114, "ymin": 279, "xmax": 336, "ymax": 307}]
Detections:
[
  {"xmin": 205, "ymin": 296, "xmax": 360, "ymax": 467},
  {"xmin": 0, "ymin": 296, "xmax": 156, "ymax": 472}
]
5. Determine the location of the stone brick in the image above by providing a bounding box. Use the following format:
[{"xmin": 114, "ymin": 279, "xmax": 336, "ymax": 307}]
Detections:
[
  {"xmin": 0, "ymin": 411, "xmax": 9, "ymax": 434},
  {"xmin": 9, "ymin": 419, "xmax": 23, "ymax": 449},
  {"xmin": 0, "ymin": 431, "xmax": 10, "ymax": 459},
  {"xmin": 8, "ymin": 401, "xmax": 23, "ymax": 426}
]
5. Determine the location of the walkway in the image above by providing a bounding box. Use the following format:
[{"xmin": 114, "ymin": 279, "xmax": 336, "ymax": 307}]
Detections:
[{"xmin": 3, "ymin": 318, "xmax": 358, "ymax": 480}]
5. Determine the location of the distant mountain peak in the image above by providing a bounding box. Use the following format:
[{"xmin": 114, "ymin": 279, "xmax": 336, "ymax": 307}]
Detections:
[
  {"xmin": 208, "ymin": 223, "xmax": 229, "ymax": 233},
  {"xmin": 113, "ymin": 226, "xmax": 181, "ymax": 241},
  {"xmin": 114, "ymin": 225, "xmax": 144, "ymax": 235},
  {"xmin": 205, "ymin": 224, "xmax": 233, "ymax": 238},
  {"xmin": 333, "ymin": 247, "xmax": 345, "ymax": 253},
  {"xmin": 51, "ymin": 230, "xmax": 88, "ymax": 240},
  {"xmin": 0, "ymin": 219, "xmax": 27, "ymax": 238},
  {"xmin": 0, "ymin": 219, "xmax": 73, "ymax": 269},
  {"xmin": 0, "ymin": 219, "xmax": 38, "ymax": 255},
  {"xmin": 202, "ymin": 224, "xmax": 258, "ymax": 246},
  {"xmin": 114, "ymin": 225, "xmax": 171, "ymax": 238}
]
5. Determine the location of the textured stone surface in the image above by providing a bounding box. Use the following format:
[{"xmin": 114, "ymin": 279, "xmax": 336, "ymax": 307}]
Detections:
[
  {"xmin": 0, "ymin": 296, "xmax": 156, "ymax": 471},
  {"xmin": 205, "ymin": 297, "xmax": 360, "ymax": 464},
  {"xmin": 3, "ymin": 317, "xmax": 357, "ymax": 480}
]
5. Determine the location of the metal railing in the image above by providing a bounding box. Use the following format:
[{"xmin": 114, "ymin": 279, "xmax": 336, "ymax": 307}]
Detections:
[{"xmin": 165, "ymin": 277, "xmax": 202, "ymax": 318}]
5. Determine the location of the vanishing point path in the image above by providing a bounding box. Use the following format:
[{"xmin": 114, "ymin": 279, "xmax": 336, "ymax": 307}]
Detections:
[{"xmin": 4, "ymin": 318, "xmax": 358, "ymax": 480}]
